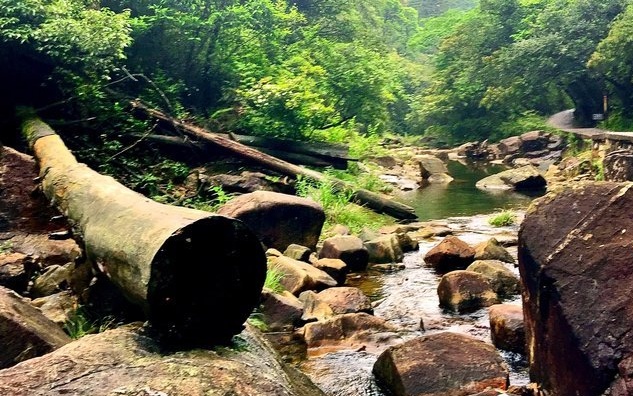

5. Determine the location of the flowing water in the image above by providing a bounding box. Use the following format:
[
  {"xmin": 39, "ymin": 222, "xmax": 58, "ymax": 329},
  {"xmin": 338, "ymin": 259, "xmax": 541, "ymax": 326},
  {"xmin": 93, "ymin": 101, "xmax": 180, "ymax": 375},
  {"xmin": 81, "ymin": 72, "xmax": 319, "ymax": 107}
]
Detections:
[{"xmin": 299, "ymin": 160, "xmax": 543, "ymax": 396}]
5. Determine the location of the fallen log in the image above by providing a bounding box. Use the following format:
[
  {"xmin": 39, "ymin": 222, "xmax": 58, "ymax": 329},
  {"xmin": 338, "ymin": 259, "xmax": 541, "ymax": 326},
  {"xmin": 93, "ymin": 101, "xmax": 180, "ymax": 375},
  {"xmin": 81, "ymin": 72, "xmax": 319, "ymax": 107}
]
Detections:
[
  {"xmin": 131, "ymin": 101, "xmax": 418, "ymax": 220},
  {"xmin": 20, "ymin": 111, "xmax": 267, "ymax": 347}
]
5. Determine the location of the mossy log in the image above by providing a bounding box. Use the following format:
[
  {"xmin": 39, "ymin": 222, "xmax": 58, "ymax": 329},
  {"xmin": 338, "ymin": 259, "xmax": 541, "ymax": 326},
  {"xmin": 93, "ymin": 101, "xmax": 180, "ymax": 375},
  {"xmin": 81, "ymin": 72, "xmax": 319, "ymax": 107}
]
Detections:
[
  {"xmin": 21, "ymin": 113, "xmax": 267, "ymax": 347},
  {"xmin": 131, "ymin": 101, "xmax": 418, "ymax": 221}
]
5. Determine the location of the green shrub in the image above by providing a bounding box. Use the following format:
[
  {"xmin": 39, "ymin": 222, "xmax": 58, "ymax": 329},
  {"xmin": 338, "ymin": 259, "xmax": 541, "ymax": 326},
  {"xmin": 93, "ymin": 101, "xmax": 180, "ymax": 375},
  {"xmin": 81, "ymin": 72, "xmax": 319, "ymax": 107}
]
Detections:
[
  {"xmin": 264, "ymin": 265, "xmax": 285, "ymax": 294},
  {"xmin": 488, "ymin": 211, "xmax": 516, "ymax": 227}
]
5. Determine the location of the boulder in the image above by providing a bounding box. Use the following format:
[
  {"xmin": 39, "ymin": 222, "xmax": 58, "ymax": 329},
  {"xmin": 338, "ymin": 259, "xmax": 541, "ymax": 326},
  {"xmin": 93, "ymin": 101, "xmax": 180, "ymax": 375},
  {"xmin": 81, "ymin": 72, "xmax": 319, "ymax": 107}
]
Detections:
[
  {"xmin": 0, "ymin": 252, "xmax": 33, "ymax": 291},
  {"xmin": 373, "ymin": 332, "xmax": 508, "ymax": 396},
  {"xmin": 312, "ymin": 287, "xmax": 373, "ymax": 315},
  {"xmin": 330, "ymin": 224, "xmax": 350, "ymax": 236},
  {"xmin": 466, "ymin": 260, "xmax": 520, "ymax": 297},
  {"xmin": 519, "ymin": 130, "xmax": 549, "ymax": 153},
  {"xmin": 0, "ymin": 323, "xmax": 326, "ymax": 396},
  {"xmin": 270, "ymin": 256, "xmax": 337, "ymax": 295},
  {"xmin": 284, "ymin": 244, "xmax": 312, "ymax": 262},
  {"xmin": 261, "ymin": 289, "xmax": 304, "ymax": 331},
  {"xmin": 302, "ymin": 313, "xmax": 399, "ymax": 351},
  {"xmin": 218, "ymin": 191, "xmax": 325, "ymax": 250},
  {"xmin": 473, "ymin": 238, "xmax": 515, "ymax": 264},
  {"xmin": 476, "ymin": 165, "xmax": 546, "ymax": 191},
  {"xmin": 423, "ymin": 236, "xmax": 475, "ymax": 273},
  {"xmin": 394, "ymin": 232, "xmax": 419, "ymax": 253},
  {"xmin": 9, "ymin": 235, "xmax": 82, "ymax": 268},
  {"xmin": 365, "ymin": 234, "xmax": 404, "ymax": 264},
  {"xmin": 208, "ymin": 171, "xmax": 291, "ymax": 194},
  {"xmin": 299, "ymin": 290, "xmax": 334, "ymax": 322},
  {"xmin": 319, "ymin": 235, "xmax": 369, "ymax": 272},
  {"xmin": 0, "ymin": 286, "xmax": 71, "ymax": 369},
  {"xmin": 498, "ymin": 136, "xmax": 522, "ymax": 156},
  {"xmin": 417, "ymin": 155, "xmax": 453, "ymax": 184},
  {"xmin": 437, "ymin": 270, "xmax": 499, "ymax": 313},
  {"xmin": 603, "ymin": 149, "xmax": 633, "ymax": 182},
  {"xmin": 519, "ymin": 181, "xmax": 633, "ymax": 395},
  {"xmin": 312, "ymin": 258, "xmax": 348, "ymax": 285},
  {"xmin": 488, "ymin": 304, "xmax": 525, "ymax": 354},
  {"xmin": 30, "ymin": 262, "xmax": 73, "ymax": 298},
  {"xmin": 30, "ymin": 290, "xmax": 79, "ymax": 326}
]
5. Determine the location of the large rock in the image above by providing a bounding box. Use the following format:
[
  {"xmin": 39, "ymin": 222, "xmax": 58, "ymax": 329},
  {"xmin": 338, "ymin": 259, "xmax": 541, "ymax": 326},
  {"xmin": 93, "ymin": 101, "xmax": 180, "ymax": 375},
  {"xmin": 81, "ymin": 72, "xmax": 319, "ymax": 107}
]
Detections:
[
  {"xmin": 424, "ymin": 236, "xmax": 475, "ymax": 273},
  {"xmin": 311, "ymin": 287, "xmax": 373, "ymax": 315},
  {"xmin": 0, "ymin": 286, "xmax": 71, "ymax": 369},
  {"xmin": 437, "ymin": 270, "xmax": 499, "ymax": 313},
  {"xmin": 373, "ymin": 332, "xmax": 508, "ymax": 396},
  {"xmin": 270, "ymin": 256, "xmax": 337, "ymax": 295},
  {"xmin": 519, "ymin": 130, "xmax": 549, "ymax": 153},
  {"xmin": 312, "ymin": 258, "xmax": 348, "ymax": 285},
  {"xmin": 473, "ymin": 238, "xmax": 515, "ymax": 264},
  {"xmin": 603, "ymin": 149, "xmax": 633, "ymax": 181},
  {"xmin": 30, "ymin": 262, "xmax": 74, "ymax": 298},
  {"xmin": 30, "ymin": 290, "xmax": 79, "ymax": 326},
  {"xmin": 0, "ymin": 252, "xmax": 32, "ymax": 291},
  {"xmin": 499, "ymin": 136, "xmax": 522, "ymax": 156},
  {"xmin": 519, "ymin": 181, "xmax": 633, "ymax": 395},
  {"xmin": 218, "ymin": 191, "xmax": 325, "ymax": 250},
  {"xmin": 488, "ymin": 304, "xmax": 525, "ymax": 354},
  {"xmin": 466, "ymin": 260, "xmax": 520, "ymax": 297},
  {"xmin": 417, "ymin": 155, "xmax": 453, "ymax": 184},
  {"xmin": 476, "ymin": 165, "xmax": 546, "ymax": 191},
  {"xmin": 319, "ymin": 235, "xmax": 369, "ymax": 272},
  {"xmin": 302, "ymin": 313, "xmax": 399, "ymax": 351},
  {"xmin": 0, "ymin": 323, "xmax": 326, "ymax": 396},
  {"xmin": 261, "ymin": 289, "xmax": 304, "ymax": 331},
  {"xmin": 365, "ymin": 234, "xmax": 404, "ymax": 264}
]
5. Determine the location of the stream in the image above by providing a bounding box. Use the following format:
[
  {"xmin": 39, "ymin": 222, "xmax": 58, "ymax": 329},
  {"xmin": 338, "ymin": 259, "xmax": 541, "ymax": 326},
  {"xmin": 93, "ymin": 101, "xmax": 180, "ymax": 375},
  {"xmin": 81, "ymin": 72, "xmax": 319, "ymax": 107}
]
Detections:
[{"xmin": 299, "ymin": 160, "xmax": 542, "ymax": 396}]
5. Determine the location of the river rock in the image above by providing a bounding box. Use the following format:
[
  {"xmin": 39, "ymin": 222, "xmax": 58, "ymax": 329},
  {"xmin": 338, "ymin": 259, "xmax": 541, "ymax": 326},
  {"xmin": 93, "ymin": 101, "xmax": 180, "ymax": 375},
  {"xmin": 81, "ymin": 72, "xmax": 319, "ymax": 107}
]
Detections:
[
  {"xmin": 312, "ymin": 287, "xmax": 373, "ymax": 315},
  {"xmin": 0, "ymin": 286, "xmax": 71, "ymax": 369},
  {"xmin": 423, "ymin": 236, "xmax": 475, "ymax": 273},
  {"xmin": 466, "ymin": 260, "xmax": 520, "ymax": 297},
  {"xmin": 476, "ymin": 165, "xmax": 546, "ymax": 191},
  {"xmin": 473, "ymin": 238, "xmax": 515, "ymax": 264},
  {"xmin": 0, "ymin": 252, "xmax": 32, "ymax": 291},
  {"xmin": 299, "ymin": 290, "xmax": 335, "ymax": 322},
  {"xmin": 319, "ymin": 235, "xmax": 369, "ymax": 272},
  {"xmin": 217, "ymin": 191, "xmax": 325, "ymax": 250},
  {"xmin": 312, "ymin": 258, "xmax": 348, "ymax": 285},
  {"xmin": 603, "ymin": 149, "xmax": 633, "ymax": 181},
  {"xmin": 30, "ymin": 262, "xmax": 73, "ymax": 298},
  {"xmin": 519, "ymin": 181, "xmax": 633, "ymax": 396},
  {"xmin": 488, "ymin": 304, "xmax": 525, "ymax": 354},
  {"xmin": 437, "ymin": 270, "xmax": 499, "ymax": 313},
  {"xmin": 373, "ymin": 332, "xmax": 508, "ymax": 396},
  {"xmin": 417, "ymin": 155, "xmax": 453, "ymax": 183},
  {"xmin": 519, "ymin": 130, "xmax": 549, "ymax": 152},
  {"xmin": 30, "ymin": 290, "xmax": 78, "ymax": 326},
  {"xmin": 499, "ymin": 136, "xmax": 522, "ymax": 156},
  {"xmin": 270, "ymin": 256, "xmax": 337, "ymax": 295},
  {"xmin": 395, "ymin": 232, "xmax": 418, "ymax": 253},
  {"xmin": 261, "ymin": 289, "xmax": 304, "ymax": 330},
  {"xmin": 0, "ymin": 323, "xmax": 326, "ymax": 396},
  {"xmin": 302, "ymin": 313, "xmax": 399, "ymax": 352},
  {"xmin": 284, "ymin": 244, "xmax": 312, "ymax": 262},
  {"xmin": 365, "ymin": 234, "xmax": 404, "ymax": 264}
]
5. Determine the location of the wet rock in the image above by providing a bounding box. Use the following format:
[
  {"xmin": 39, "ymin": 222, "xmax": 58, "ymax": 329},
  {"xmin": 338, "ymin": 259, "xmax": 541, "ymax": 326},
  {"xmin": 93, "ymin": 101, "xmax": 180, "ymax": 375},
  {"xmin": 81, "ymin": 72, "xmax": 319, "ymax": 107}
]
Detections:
[
  {"xmin": 218, "ymin": 191, "xmax": 325, "ymax": 250},
  {"xmin": 474, "ymin": 238, "xmax": 515, "ymax": 264},
  {"xmin": 519, "ymin": 181, "xmax": 633, "ymax": 396},
  {"xmin": 394, "ymin": 232, "xmax": 418, "ymax": 253},
  {"xmin": 312, "ymin": 258, "xmax": 348, "ymax": 285},
  {"xmin": 0, "ymin": 252, "xmax": 33, "ymax": 291},
  {"xmin": 319, "ymin": 235, "xmax": 369, "ymax": 272},
  {"xmin": 30, "ymin": 262, "xmax": 73, "ymax": 298},
  {"xmin": 488, "ymin": 304, "xmax": 525, "ymax": 354},
  {"xmin": 603, "ymin": 149, "xmax": 633, "ymax": 181},
  {"xmin": 423, "ymin": 236, "xmax": 475, "ymax": 273},
  {"xmin": 261, "ymin": 289, "xmax": 304, "ymax": 331},
  {"xmin": 302, "ymin": 313, "xmax": 399, "ymax": 352},
  {"xmin": 417, "ymin": 155, "xmax": 453, "ymax": 184},
  {"xmin": 270, "ymin": 256, "xmax": 337, "ymax": 296},
  {"xmin": 264, "ymin": 331, "xmax": 308, "ymax": 364},
  {"xmin": 373, "ymin": 332, "xmax": 508, "ymax": 396},
  {"xmin": 476, "ymin": 165, "xmax": 546, "ymax": 191},
  {"xmin": 313, "ymin": 287, "xmax": 373, "ymax": 315},
  {"xmin": 299, "ymin": 290, "xmax": 335, "ymax": 322},
  {"xmin": 0, "ymin": 323, "xmax": 326, "ymax": 396},
  {"xmin": 30, "ymin": 290, "xmax": 78, "ymax": 326},
  {"xmin": 372, "ymin": 263, "xmax": 406, "ymax": 272},
  {"xmin": 437, "ymin": 270, "xmax": 499, "ymax": 313},
  {"xmin": 284, "ymin": 244, "xmax": 312, "ymax": 262},
  {"xmin": 365, "ymin": 234, "xmax": 404, "ymax": 264},
  {"xmin": 466, "ymin": 260, "xmax": 520, "ymax": 297},
  {"xmin": 0, "ymin": 286, "xmax": 71, "ymax": 369}
]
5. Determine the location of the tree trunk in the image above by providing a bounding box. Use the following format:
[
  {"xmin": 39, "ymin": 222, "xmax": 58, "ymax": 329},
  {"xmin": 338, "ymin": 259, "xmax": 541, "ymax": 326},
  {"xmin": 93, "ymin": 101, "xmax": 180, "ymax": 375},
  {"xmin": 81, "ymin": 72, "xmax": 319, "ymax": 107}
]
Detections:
[
  {"xmin": 21, "ymin": 112, "xmax": 266, "ymax": 347},
  {"xmin": 131, "ymin": 101, "xmax": 418, "ymax": 221}
]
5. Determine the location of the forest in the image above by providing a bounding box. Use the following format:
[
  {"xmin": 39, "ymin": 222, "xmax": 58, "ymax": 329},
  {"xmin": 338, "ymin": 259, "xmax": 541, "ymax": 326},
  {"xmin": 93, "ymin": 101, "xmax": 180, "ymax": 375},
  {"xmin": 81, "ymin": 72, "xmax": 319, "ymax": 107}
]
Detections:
[{"xmin": 1, "ymin": 0, "xmax": 632, "ymax": 149}]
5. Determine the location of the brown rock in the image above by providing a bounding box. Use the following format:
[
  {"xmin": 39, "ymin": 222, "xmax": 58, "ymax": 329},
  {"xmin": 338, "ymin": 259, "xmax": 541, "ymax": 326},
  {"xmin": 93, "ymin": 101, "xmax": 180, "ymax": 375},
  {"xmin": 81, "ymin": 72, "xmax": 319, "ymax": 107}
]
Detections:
[
  {"xmin": 437, "ymin": 270, "xmax": 499, "ymax": 313},
  {"xmin": 394, "ymin": 232, "xmax": 418, "ymax": 253},
  {"xmin": 473, "ymin": 238, "xmax": 515, "ymax": 264},
  {"xmin": 466, "ymin": 260, "xmax": 520, "ymax": 297},
  {"xmin": 319, "ymin": 235, "xmax": 369, "ymax": 272},
  {"xmin": 518, "ymin": 181, "xmax": 633, "ymax": 395},
  {"xmin": 270, "ymin": 256, "xmax": 337, "ymax": 295},
  {"xmin": 302, "ymin": 313, "xmax": 398, "ymax": 351},
  {"xmin": 9, "ymin": 234, "xmax": 82, "ymax": 268},
  {"xmin": 499, "ymin": 136, "xmax": 522, "ymax": 156},
  {"xmin": 0, "ymin": 252, "xmax": 32, "ymax": 291},
  {"xmin": 365, "ymin": 234, "xmax": 404, "ymax": 264},
  {"xmin": 31, "ymin": 262, "xmax": 73, "ymax": 298},
  {"xmin": 0, "ymin": 323, "xmax": 326, "ymax": 396},
  {"xmin": 312, "ymin": 258, "xmax": 348, "ymax": 285},
  {"xmin": 424, "ymin": 236, "xmax": 475, "ymax": 273},
  {"xmin": 519, "ymin": 130, "xmax": 548, "ymax": 153},
  {"xmin": 299, "ymin": 290, "xmax": 334, "ymax": 322},
  {"xmin": 284, "ymin": 244, "xmax": 312, "ymax": 262},
  {"xmin": 30, "ymin": 290, "xmax": 79, "ymax": 326},
  {"xmin": 218, "ymin": 191, "xmax": 325, "ymax": 250},
  {"xmin": 488, "ymin": 304, "xmax": 525, "ymax": 354},
  {"xmin": 0, "ymin": 286, "xmax": 71, "ymax": 369},
  {"xmin": 604, "ymin": 149, "xmax": 633, "ymax": 182},
  {"xmin": 261, "ymin": 289, "xmax": 304, "ymax": 331},
  {"xmin": 313, "ymin": 287, "xmax": 372, "ymax": 315},
  {"xmin": 373, "ymin": 332, "xmax": 508, "ymax": 396}
]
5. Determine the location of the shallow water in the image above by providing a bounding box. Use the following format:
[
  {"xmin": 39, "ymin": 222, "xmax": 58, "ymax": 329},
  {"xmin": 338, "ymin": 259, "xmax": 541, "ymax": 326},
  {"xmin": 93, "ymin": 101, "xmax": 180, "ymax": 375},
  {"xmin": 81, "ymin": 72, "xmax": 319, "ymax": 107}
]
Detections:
[{"xmin": 300, "ymin": 214, "xmax": 530, "ymax": 395}]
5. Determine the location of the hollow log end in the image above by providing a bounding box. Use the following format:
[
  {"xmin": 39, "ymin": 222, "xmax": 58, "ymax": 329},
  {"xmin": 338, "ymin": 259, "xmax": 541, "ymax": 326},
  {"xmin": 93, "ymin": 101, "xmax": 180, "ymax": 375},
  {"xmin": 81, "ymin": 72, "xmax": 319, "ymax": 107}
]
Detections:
[{"xmin": 146, "ymin": 215, "xmax": 266, "ymax": 347}]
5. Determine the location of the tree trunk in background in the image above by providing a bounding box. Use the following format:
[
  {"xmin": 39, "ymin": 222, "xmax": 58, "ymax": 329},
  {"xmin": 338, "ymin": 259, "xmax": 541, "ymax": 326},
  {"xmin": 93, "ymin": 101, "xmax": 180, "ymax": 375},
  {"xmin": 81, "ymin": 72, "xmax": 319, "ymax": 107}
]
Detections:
[{"xmin": 21, "ymin": 111, "xmax": 267, "ymax": 347}]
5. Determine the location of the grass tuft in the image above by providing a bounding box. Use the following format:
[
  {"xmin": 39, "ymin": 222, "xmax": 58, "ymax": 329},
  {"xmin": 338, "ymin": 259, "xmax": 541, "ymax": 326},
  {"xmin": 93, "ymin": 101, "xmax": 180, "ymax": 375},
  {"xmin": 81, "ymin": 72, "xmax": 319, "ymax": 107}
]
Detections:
[{"xmin": 488, "ymin": 211, "xmax": 516, "ymax": 227}]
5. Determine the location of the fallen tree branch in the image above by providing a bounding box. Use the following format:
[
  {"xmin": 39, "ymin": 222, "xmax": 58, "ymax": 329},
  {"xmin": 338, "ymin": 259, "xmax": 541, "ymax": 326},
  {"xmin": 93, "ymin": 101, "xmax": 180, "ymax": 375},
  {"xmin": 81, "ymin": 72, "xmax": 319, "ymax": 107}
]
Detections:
[
  {"xmin": 131, "ymin": 101, "xmax": 418, "ymax": 221},
  {"xmin": 20, "ymin": 110, "xmax": 266, "ymax": 347}
]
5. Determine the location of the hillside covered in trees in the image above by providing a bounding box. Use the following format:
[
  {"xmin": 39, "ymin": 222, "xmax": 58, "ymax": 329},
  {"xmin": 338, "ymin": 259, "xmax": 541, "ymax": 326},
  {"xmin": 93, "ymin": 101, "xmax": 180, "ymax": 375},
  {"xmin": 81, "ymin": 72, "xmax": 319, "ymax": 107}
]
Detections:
[{"xmin": 1, "ymin": 0, "xmax": 633, "ymax": 148}]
